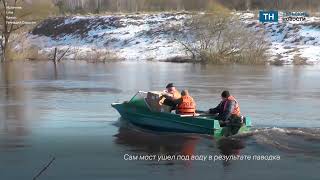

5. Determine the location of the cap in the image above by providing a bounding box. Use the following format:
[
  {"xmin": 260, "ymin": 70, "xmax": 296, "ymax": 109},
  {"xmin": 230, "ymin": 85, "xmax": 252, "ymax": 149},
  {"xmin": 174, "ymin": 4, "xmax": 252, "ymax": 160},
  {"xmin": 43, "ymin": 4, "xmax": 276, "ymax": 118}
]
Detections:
[{"xmin": 166, "ymin": 83, "xmax": 174, "ymax": 89}]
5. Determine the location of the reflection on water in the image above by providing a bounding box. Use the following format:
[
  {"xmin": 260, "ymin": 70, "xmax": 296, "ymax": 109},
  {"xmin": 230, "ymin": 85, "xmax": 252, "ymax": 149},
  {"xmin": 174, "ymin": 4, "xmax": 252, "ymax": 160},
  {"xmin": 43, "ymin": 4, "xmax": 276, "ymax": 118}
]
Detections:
[
  {"xmin": 218, "ymin": 138, "xmax": 245, "ymax": 155},
  {"xmin": 114, "ymin": 126, "xmax": 200, "ymax": 156},
  {"xmin": 114, "ymin": 121, "xmax": 247, "ymax": 168},
  {"xmin": 0, "ymin": 62, "xmax": 31, "ymax": 150},
  {"xmin": 114, "ymin": 125, "xmax": 200, "ymax": 167},
  {"xmin": 0, "ymin": 61, "xmax": 320, "ymax": 180},
  {"xmin": 217, "ymin": 138, "xmax": 245, "ymax": 167}
]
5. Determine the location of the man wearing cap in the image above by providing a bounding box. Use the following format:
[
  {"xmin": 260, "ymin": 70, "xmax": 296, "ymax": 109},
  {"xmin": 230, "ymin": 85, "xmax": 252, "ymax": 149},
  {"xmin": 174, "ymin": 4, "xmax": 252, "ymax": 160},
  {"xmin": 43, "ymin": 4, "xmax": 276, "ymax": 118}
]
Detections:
[
  {"xmin": 160, "ymin": 83, "xmax": 181, "ymax": 110},
  {"xmin": 208, "ymin": 90, "xmax": 241, "ymax": 126}
]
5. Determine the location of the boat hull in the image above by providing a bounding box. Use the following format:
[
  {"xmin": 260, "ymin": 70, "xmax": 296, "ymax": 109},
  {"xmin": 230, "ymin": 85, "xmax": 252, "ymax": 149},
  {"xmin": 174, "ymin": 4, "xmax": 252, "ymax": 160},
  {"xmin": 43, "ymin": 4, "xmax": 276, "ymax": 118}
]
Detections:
[{"xmin": 112, "ymin": 102, "xmax": 251, "ymax": 137}]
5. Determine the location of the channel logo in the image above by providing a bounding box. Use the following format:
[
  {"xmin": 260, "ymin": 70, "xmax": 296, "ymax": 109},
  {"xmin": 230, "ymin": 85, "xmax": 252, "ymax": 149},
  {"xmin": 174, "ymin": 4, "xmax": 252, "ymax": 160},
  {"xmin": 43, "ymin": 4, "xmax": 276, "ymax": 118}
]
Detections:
[
  {"xmin": 259, "ymin": 10, "xmax": 308, "ymax": 23},
  {"xmin": 259, "ymin": 11, "xmax": 279, "ymax": 22}
]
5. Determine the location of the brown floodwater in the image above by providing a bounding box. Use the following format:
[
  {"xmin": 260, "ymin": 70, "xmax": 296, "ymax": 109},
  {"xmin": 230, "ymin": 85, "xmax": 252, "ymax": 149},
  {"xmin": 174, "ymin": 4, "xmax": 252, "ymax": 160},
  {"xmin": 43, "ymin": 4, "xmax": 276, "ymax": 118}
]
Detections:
[{"xmin": 0, "ymin": 61, "xmax": 319, "ymax": 180}]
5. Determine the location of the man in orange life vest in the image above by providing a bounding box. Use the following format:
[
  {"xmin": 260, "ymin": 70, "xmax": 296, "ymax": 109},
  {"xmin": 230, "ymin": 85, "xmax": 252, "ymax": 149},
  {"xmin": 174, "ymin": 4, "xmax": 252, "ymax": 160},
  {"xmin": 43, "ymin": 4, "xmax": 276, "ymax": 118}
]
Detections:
[
  {"xmin": 161, "ymin": 83, "xmax": 182, "ymax": 110},
  {"xmin": 209, "ymin": 90, "xmax": 241, "ymax": 126},
  {"xmin": 177, "ymin": 90, "xmax": 196, "ymax": 115}
]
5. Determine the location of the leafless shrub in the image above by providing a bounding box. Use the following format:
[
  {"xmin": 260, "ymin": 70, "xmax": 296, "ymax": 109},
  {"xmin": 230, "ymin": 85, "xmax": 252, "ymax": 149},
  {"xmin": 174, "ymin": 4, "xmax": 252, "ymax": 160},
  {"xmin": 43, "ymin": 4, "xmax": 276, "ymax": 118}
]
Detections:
[
  {"xmin": 175, "ymin": 13, "xmax": 269, "ymax": 64},
  {"xmin": 293, "ymin": 54, "xmax": 308, "ymax": 65},
  {"xmin": 270, "ymin": 54, "xmax": 284, "ymax": 66},
  {"xmin": 71, "ymin": 48, "xmax": 120, "ymax": 62}
]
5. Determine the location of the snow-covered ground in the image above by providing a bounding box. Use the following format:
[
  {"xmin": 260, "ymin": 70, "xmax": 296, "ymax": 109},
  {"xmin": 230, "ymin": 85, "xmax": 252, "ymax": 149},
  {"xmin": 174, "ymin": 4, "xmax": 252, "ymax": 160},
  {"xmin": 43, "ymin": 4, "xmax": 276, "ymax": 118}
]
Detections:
[
  {"xmin": 16, "ymin": 12, "xmax": 320, "ymax": 64},
  {"xmin": 23, "ymin": 12, "xmax": 189, "ymax": 61},
  {"xmin": 240, "ymin": 13, "xmax": 320, "ymax": 64}
]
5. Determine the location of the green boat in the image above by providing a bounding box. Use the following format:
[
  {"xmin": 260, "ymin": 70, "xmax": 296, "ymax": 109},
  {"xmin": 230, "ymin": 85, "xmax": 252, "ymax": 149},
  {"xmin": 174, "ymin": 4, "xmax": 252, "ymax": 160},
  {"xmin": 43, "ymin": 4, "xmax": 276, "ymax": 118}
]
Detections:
[{"xmin": 111, "ymin": 91, "xmax": 252, "ymax": 137}]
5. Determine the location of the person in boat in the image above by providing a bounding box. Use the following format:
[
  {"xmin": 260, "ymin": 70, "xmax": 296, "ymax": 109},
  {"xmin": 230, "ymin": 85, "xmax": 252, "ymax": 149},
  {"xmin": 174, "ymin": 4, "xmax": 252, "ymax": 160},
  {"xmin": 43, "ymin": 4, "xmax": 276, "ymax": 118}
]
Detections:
[
  {"xmin": 209, "ymin": 90, "xmax": 242, "ymax": 126},
  {"xmin": 160, "ymin": 83, "xmax": 181, "ymax": 109},
  {"xmin": 176, "ymin": 90, "xmax": 196, "ymax": 115}
]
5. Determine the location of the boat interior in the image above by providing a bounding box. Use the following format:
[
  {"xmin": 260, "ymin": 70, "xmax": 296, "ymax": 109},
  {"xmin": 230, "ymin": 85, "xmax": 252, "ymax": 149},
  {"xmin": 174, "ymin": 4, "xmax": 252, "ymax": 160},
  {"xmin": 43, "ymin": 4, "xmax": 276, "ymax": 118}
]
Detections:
[{"xmin": 133, "ymin": 91, "xmax": 201, "ymax": 117}]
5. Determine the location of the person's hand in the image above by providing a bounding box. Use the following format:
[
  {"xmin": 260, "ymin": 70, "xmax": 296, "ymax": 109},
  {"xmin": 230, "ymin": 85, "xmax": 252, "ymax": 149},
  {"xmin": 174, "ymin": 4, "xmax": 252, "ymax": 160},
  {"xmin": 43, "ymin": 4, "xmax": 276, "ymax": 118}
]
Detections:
[{"xmin": 159, "ymin": 96, "xmax": 164, "ymax": 105}]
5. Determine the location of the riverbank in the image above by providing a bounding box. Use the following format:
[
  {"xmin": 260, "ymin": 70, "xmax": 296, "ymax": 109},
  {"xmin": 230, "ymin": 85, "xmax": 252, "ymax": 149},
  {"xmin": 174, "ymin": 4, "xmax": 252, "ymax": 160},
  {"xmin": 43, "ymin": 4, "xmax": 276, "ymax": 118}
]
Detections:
[{"xmin": 10, "ymin": 11, "xmax": 320, "ymax": 64}]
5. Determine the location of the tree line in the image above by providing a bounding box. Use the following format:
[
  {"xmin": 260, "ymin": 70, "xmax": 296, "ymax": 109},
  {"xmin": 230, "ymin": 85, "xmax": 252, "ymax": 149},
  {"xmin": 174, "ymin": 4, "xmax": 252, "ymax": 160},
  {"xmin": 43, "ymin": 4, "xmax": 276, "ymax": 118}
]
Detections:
[{"xmin": 54, "ymin": 0, "xmax": 320, "ymax": 13}]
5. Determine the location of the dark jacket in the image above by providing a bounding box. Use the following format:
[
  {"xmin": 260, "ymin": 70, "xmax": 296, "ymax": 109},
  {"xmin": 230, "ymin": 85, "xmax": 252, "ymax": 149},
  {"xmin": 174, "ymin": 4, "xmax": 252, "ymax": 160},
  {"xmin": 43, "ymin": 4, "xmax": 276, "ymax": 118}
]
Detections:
[{"xmin": 209, "ymin": 99, "xmax": 236, "ymax": 121}]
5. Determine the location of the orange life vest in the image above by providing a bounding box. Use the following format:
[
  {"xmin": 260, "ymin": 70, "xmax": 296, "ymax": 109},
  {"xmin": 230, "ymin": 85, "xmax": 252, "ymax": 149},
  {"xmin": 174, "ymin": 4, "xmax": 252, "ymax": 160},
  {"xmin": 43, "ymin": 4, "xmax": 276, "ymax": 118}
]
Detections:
[
  {"xmin": 223, "ymin": 96, "xmax": 241, "ymax": 117},
  {"xmin": 178, "ymin": 95, "xmax": 196, "ymax": 115}
]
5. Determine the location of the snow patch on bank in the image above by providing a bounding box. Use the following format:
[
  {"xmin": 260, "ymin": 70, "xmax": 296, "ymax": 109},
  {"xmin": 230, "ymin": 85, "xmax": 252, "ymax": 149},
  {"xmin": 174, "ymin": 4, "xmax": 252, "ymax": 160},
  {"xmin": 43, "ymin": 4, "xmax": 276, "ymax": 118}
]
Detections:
[
  {"xmin": 25, "ymin": 13, "xmax": 189, "ymax": 61},
  {"xmin": 240, "ymin": 13, "xmax": 320, "ymax": 64},
  {"xmin": 20, "ymin": 12, "xmax": 320, "ymax": 64}
]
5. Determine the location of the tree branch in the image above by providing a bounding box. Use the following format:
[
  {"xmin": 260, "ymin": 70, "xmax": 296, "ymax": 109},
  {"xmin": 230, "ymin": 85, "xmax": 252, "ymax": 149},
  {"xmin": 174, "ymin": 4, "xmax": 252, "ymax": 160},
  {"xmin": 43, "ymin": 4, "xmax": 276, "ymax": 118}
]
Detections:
[
  {"xmin": 1, "ymin": 0, "xmax": 7, "ymax": 8},
  {"xmin": 11, "ymin": 24, "xmax": 24, "ymax": 31},
  {"xmin": 33, "ymin": 157, "xmax": 56, "ymax": 180},
  {"xmin": 18, "ymin": 12, "xmax": 32, "ymax": 19},
  {"xmin": 9, "ymin": 0, "xmax": 18, "ymax": 33},
  {"xmin": 57, "ymin": 47, "xmax": 70, "ymax": 62},
  {"xmin": 0, "ymin": 11, "xmax": 4, "ymax": 19}
]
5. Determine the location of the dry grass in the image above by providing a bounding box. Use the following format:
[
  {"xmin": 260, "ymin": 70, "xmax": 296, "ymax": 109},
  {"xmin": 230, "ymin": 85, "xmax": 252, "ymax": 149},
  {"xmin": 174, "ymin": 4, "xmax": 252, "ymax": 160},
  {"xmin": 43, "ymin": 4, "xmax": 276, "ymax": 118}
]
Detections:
[
  {"xmin": 293, "ymin": 55, "xmax": 308, "ymax": 65},
  {"xmin": 71, "ymin": 48, "xmax": 121, "ymax": 62},
  {"xmin": 7, "ymin": 46, "xmax": 49, "ymax": 61}
]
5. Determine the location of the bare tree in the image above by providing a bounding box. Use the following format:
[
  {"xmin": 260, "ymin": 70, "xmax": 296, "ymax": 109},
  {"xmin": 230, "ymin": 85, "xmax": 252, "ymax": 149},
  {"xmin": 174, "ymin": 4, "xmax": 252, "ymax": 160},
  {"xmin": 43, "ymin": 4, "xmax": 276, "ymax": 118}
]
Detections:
[
  {"xmin": 0, "ymin": 0, "xmax": 26, "ymax": 62},
  {"xmin": 1, "ymin": 0, "xmax": 57, "ymax": 61}
]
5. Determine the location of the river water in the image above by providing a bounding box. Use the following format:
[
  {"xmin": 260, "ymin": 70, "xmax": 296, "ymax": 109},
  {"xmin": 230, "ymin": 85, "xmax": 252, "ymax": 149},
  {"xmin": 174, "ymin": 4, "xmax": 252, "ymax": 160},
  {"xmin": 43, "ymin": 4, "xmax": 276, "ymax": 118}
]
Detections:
[{"xmin": 0, "ymin": 61, "xmax": 319, "ymax": 180}]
